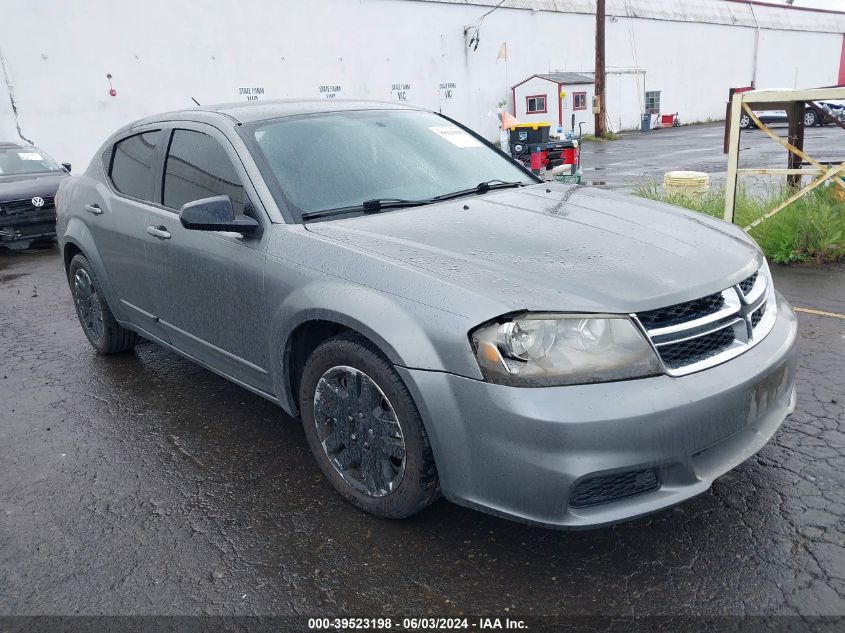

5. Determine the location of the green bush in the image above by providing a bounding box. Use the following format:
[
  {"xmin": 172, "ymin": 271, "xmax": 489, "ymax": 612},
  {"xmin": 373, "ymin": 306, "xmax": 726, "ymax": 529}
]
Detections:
[{"xmin": 633, "ymin": 182, "xmax": 845, "ymax": 264}]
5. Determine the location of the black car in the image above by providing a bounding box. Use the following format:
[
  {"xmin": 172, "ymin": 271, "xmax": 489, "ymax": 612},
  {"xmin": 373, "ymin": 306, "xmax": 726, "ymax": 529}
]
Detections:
[{"xmin": 0, "ymin": 141, "xmax": 70, "ymax": 250}]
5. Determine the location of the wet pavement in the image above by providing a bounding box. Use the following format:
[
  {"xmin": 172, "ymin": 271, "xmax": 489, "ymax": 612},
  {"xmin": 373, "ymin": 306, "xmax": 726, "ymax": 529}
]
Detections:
[
  {"xmin": 579, "ymin": 122, "xmax": 843, "ymax": 193},
  {"xmin": 1, "ymin": 248, "xmax": 844, "ymax": 620}
]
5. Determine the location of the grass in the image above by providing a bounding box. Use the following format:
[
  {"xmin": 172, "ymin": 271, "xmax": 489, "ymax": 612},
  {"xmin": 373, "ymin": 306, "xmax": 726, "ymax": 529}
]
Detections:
[
  {"xmin": 581, "ymin": 132, "xmax": 621, "ymax": 141},
  {"xmin": 633, "ymin": 182, "xmax": 845, "ymax": 264}
]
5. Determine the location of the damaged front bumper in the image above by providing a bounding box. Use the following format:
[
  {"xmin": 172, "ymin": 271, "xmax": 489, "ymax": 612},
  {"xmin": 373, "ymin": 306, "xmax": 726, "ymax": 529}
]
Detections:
[
  {"xmin": 0, "ymin": 208, "xmax": 57, "ymax": 249},
  {"xmin": 398, "ymin": 295, "xmax": 799, "ymax": 529}
]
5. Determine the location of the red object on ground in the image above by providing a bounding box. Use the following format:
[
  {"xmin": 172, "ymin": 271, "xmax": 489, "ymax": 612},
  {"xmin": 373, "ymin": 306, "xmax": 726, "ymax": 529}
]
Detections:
[
  {"xmin": 562, "ymin": 148, "xmax": 577, "ymax": 164},
  {"xmin": 530, "ymin": 150, "xmax": 544, "ymax": 171},
  {"xmin": 660, "ymin": 114, "xmax": 675, "ymax": 126}
]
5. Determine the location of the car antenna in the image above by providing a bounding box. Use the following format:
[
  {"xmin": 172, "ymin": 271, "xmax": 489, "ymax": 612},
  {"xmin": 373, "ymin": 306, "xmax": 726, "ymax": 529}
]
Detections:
[{"xmin": 191, "ymin": 97, "xmax": 201, "ymax": 106}]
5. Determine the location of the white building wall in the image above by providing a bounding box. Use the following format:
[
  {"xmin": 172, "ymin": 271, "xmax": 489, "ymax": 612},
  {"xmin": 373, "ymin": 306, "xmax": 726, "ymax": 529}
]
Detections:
[
  {"xmin": 561, "ymin": 83, "xmax": 594, "ymax": 136},
  {"xmin": 514, "ymin": 79, "xmax": 558, "ymax": 126},
  {"xmin": 514, "ymin": 78, "xmax": 595, "ymax": 134},
  {"xmin": 605, "ymin": 71, "xmax": 645, "ymax": 132},
  {"xmin": 0, "ymin": 0, "xmax": 842, "ymax": 171},
  {"xmin": 755, "ymin": 29, "xmax": 843, "ymax": 89}
]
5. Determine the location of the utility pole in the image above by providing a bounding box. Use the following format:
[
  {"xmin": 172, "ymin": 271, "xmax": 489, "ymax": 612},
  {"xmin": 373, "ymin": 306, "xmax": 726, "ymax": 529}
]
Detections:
[{"xmin": 594, "ymin": 0, "xmax": 607, "ymax": 138}]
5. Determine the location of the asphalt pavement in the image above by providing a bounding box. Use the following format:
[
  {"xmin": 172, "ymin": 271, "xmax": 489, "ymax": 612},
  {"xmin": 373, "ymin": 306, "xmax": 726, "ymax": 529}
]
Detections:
[
  {"xmin": 579, "ymin": 121, "xmax": 843, "ymax": 193},
  {"xmin": 1, "ymin": 246, "xmax": 843, "ymax": 624},
  {"xmin": 2, "ymin": 121, "xmax": 845, "ymax": 627}
]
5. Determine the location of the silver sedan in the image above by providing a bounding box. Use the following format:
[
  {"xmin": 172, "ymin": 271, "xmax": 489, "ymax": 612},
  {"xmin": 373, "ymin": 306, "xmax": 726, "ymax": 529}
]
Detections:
[{"xmin": 56, "ymin": 101, "xmax": 797, "ymax": 528}]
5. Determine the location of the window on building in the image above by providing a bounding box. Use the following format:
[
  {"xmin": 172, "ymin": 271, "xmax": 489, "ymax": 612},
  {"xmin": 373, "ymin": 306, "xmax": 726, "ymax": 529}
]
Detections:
[
  {"xmin": 645, "ymin": 91, "xmax": 661, "ymax": 115},
  {"xmin": 162, "ymin": 129, "xmax": 245, "ymax": 214},
  {"xmin": 526, "ymin": 95, "xmax": 547, "ymax": 114},
  {"xmin": 109, "ymin": 131, "xmax": 162, "ymax": 201},
  {"xmin": 573, "ymin": 92, "xmax": 587, "ymax": 111}
]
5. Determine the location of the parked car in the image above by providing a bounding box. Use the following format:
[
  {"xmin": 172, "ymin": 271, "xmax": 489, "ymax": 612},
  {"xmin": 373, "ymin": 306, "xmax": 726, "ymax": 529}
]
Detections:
[
  {"xmin": 56, "ymin": 101, "xmax": 798, "ymax": 528},
  {"xmin": 0, "ymin": 141, "xmax": 70, "ymax": 250},
  {"xmin": 739, "ymin": 101, "xmax": 840, "ymax": 129}
]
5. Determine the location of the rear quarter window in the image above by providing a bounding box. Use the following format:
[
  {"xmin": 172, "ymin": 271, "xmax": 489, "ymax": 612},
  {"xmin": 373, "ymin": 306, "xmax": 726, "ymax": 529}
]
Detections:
[{"xmin": 109, "ymin": 131, "xmax": 162, "ymax": 201}]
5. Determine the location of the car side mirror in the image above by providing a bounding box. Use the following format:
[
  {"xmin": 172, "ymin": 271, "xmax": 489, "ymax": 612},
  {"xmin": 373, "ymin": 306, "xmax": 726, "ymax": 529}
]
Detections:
[
  {"xmin": 62, "ymin": 162, "xmax": 72, "ymax": 173},
  {"xmin": 179, "ymin": 196, "xmax": 262, "ymax": 236}
]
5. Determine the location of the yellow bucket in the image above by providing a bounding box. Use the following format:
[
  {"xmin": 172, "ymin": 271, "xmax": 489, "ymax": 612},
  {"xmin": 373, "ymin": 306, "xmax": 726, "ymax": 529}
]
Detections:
[{"xmin": 663, "ymin": 171, "xmax": 710, "ymax": 198}]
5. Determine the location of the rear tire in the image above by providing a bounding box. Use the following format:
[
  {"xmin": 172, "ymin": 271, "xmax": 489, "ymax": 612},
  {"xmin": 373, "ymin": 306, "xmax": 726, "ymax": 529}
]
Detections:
[
  {"xmin": 299, "ymin": 332, "xmax": 439, "ymax": 519},
  {"xmin": 803, "ymin": 109, "xmax": 818, "ymax": 127},
  {"xmin": 739, "ymin": 113, "xmax": 753, "ymax": 129},
  {"xmin": 68, "ymin": 254, "xmax": 138, "ymax": 354}
]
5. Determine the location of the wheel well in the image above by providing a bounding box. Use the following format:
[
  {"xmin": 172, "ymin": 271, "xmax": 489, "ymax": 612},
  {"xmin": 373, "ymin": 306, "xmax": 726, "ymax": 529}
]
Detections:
[
  {"xmin": 63, "ymin": 243, "xmax": 83, "ymax": 274},
  {"xmin": 286, "ymin": 320, "xmax": 352, "ymax": 414}
]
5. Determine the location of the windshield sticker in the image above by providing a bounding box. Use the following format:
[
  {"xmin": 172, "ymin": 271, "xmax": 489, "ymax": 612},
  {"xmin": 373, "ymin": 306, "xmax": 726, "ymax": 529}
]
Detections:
[
  {"xmin": 428, "ymin": 126, "xmax": 482, "ymax": 148},
  {"xmin": 18, "ymin": 152, "xmax": 43, "ymax": 161}
]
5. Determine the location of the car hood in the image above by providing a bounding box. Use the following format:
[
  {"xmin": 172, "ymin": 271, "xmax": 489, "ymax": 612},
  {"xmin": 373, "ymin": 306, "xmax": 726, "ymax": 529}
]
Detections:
[
  {"xmin": 0, "ymin": 172, "xmax": 67, "ymax": 200},
  {"xmin": 304, "ymin": 183, "xmax": 760, "ymax": 315}
]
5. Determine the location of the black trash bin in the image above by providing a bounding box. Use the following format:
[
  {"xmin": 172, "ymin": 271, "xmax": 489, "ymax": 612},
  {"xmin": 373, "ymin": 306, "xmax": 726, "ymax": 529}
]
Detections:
[{"xmin": 509, "ymin": 123, "xmax": 552, "ymax": 163}]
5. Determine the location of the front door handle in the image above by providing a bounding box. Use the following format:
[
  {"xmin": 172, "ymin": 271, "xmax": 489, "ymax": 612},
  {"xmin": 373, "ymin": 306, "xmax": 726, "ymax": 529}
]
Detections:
[
  {"xmin": 145, "ymin": 225, "xmax": 171, "ymax": 240},
  {"xmin": 84, "ymin": 203, "xmax": 102, "ymax": 215}
]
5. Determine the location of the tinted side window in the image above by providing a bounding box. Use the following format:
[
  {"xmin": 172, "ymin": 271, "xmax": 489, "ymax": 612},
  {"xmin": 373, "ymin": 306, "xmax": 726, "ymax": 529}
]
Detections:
[
  {"xmin": 162, "ymin": 130, "xmax": 244, "ymax": 214},
  {"xmin": 110, "ymin": 131, "xmax": 162, "ymax": 201}
]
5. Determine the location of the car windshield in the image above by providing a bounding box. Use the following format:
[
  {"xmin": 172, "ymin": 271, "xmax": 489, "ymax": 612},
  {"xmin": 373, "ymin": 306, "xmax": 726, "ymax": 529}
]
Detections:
[
  {"xmin": 248, "ymin": 109, "xmax": 534, "ymax": 219},
  {"xmin": 0, "ymin": 146, "xmax": 63, "ymax": 176}
]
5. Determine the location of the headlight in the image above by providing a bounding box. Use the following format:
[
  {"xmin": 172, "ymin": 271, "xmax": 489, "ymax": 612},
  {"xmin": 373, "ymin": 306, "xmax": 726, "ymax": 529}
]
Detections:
[{"xmin": 470, "ymin": 314, "xmax": 663, "ymax": 387}]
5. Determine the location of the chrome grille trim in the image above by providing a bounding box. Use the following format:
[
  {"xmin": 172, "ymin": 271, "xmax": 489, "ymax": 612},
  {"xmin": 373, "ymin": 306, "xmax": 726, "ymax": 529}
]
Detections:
[
  {"xmin": 633, "ymin": 264, "xmax": 777, "ymax": 377},
  {"xmin": 647, "ymin": 289, "xmax": 740, "ymax": 341}
]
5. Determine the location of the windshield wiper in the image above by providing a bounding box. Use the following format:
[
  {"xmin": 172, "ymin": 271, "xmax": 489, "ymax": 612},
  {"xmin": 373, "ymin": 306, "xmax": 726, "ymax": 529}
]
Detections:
[
  {"xmin": 301, "ymin": 198, "xmax": 434, "ymax": 221},
  {"xmin": 301, "ymin": 182, "xmax": 529, "ymax": 221},
  {"xmin": 431, "ymin": 179, "xmax": 528, "ymax": 202}
]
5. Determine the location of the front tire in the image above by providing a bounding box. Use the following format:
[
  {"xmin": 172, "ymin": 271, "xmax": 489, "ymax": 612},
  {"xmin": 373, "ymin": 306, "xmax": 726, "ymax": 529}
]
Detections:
[
  {"xmin": 739, "ymin": 113, "xmax": 753, "ymax": 129},
  {"xmin": 299, "ymin": 333, "xmax": 439, "ymax": 519},
  {"xmin": 68, "ymin": 254, "xmax": 138, "ymax": 354},
  {"xmin": 803, "ymin": 109, "xmax": 818, "ymax": 127}
]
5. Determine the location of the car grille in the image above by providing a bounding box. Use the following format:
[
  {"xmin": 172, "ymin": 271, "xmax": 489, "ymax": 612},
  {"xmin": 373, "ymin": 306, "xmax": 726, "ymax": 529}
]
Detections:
[
  {"xmin": 635, "ymin": 265, "xmax": 777, "ymax": 376},
  {"xmin": 738, "ymin": 271, "xmax": 758, "ymax": 295},
  {"xmin": 0, "ymin": 196, "xmax": 55, "ymax": 216},
  {"xmin": 658, "ymin": 327, "xmax": 736, "ymax": 370},
  {"xmin": 751, "ymin": 304, "xmax": 765, "ymax": 328},
  {"xmin": 569, "ymin": 468, "xmax": 660, "ymax": 508},
  {"xmin": 637, "ymin": 292, "xmax": 725, "ymax": 330}
]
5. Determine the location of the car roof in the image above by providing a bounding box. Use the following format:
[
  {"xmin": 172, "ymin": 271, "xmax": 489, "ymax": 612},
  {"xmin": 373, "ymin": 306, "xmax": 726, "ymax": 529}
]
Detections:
[
  {"xmin": 0, "ymin": 141, "xmax": 28, "ymax": 149},
  {"xmin": 129, "ymin": 99, "xmax": 425, "ymax": 129}
]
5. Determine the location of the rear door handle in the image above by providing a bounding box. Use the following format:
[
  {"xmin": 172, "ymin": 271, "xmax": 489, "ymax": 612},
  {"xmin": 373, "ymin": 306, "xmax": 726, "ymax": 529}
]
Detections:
[
  {"xmin": 84, "ymin": 203, "xmax": 102, "ymax": 215},
  {"xmin": 145, "ymin": 225, "xmax": 171, "ymax": 240}
]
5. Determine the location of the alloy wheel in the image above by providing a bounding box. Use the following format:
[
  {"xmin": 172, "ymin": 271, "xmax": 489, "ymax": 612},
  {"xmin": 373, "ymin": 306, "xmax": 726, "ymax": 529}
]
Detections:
[
  {"xmin": 313, "ymin": 365, "xmax": 406, "ymax": 497},
  {"xmin": 73, "ymin": 268, "xmax": 105, "ymax": 342}
]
